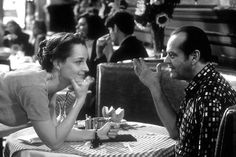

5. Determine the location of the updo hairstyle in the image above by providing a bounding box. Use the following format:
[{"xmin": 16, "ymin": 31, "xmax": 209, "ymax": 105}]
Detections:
[{"xmin": 37, "ymin": 32, "xmax": 86, "ymax": 72}]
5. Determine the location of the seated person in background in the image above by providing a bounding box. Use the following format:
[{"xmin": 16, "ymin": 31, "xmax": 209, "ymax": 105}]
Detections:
[
  {"xmin": 31, "ymin": 20, "xmax": 47, "ymax": 57},
  {"xmin": 76, "ymin": 12, "xmax": 108, "ymax": 78},
  {"xmin": 0, "ymin": 32, "xmax": 119, "ymax": 150},
  {"xmin": 3, "ymin": 20, "xmax": 33, "ymax": 56},
  {"xmin": 133, "ymin": 26, "xmax": 236, "ymax": 157},
  {"xmin": 96, "ymin": 11, "xmax": 148, "ymax": 62}
]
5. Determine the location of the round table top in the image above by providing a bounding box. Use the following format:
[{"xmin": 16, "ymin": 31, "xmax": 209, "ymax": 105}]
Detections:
[{"xmin": 5, "ymin": 121, "xmax": 176, "ymax": 157}]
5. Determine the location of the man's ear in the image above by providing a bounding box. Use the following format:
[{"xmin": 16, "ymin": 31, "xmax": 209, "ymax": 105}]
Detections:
[
  {"xmin": 191, "ymin": 49, "xmax": 200, "ymax": 65},
  {"xmin": 114, "ymin": 24, "xmax": 119, "ymax": 33}
]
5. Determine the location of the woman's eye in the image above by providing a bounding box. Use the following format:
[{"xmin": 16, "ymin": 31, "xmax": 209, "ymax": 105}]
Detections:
[{"xmin": 75, "ymin": 60, "xmax": 83, "ymax": 64}]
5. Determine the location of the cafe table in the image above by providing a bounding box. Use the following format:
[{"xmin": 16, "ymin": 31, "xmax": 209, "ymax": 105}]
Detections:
[{"xmin": 4, "ymin": 121, "xmax": 177, "ymax": 157}]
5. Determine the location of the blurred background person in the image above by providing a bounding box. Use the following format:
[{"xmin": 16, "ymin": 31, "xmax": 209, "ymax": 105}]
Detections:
[
  {"xmin": 3, "ymin": 20, "xmax": 33, "ymax": 56},
  {"xmin": 96, "ymin": 11, "xmax": 148, "ymax": 63},
  {"xmin": 30, "ymin": 19, "xmax": 47, "ymax": 57}
]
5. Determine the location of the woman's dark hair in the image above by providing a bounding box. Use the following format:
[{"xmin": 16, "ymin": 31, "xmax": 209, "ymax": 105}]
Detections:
[
  {"xmin": 6, "ymin": 20, "xmax": 22, "ymax": 35},
  {"xmin": 171, "ymin": 26, "xmax": 212, "ymax": 63},
  {"xmin": 77, "ymin": 13, "xmax": 108, "ymax": 40},
  {"xmin": 37, "ymin": 32, "xmax": 86, "ymax": 72}
]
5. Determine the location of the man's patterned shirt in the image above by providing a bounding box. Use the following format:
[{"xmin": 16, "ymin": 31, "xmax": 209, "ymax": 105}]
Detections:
[{"xmin": 175, "ymin": 63, "xmax": 236, "ymax": 157}]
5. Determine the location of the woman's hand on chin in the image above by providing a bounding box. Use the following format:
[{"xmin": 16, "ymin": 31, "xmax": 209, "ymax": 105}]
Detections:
[{"xmin": 70, "ymin": 76, "xmax": 94, "ymax": 98}]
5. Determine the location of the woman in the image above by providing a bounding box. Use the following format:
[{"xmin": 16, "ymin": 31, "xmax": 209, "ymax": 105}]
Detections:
[{"xmin": 0, "ymin": 32, "xmax": 119, "ymax": 150}]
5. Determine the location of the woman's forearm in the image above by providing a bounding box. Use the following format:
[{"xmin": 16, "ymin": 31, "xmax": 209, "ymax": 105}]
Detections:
[
  {"xmin": 33, "ymin": 96, "xmax": 87, "ymax": 150},
  {"xmin": 66, "ymin": 128, "xmax": 95, "ymax": 141},
  {"xmin": 55, "ymin": 97, "xmax": 86, "ymax": 140}
]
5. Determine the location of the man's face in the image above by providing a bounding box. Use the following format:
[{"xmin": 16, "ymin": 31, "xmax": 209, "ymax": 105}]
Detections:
[
  {"xmin": 164, "ymin": 33, "xmax": 193, "ymax": 81},
  {"xmin": 108, "ymin": 26, "xmax": 119, "ymax": 45}
]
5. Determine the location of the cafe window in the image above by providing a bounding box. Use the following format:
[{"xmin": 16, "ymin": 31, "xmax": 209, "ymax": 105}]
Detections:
[{"xmin": 3, "ymin": 0, "xmax": 26, "ymax": 28}]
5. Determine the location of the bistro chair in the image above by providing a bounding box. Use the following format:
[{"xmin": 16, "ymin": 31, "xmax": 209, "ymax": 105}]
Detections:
[
  {"xmin": 215, "ymin": 105, "xmax": 236, "ymax": 157},
  {"xmin": 96, "ymin": 59, "xmax": 187, "ymax": 125}
]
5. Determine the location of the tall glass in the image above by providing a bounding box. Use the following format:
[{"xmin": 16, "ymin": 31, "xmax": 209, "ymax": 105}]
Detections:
[{"xmin": 156, "ymin": 62, "xmax": 173, "ymax": 78}]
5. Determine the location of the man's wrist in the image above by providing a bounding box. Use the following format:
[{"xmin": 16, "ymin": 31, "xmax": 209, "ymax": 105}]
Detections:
[{"xmin": 148, "ymin": 80, "xmax": 161, "ymax": 92}]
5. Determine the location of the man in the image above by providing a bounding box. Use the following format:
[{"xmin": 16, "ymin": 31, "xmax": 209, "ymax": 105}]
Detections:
[
  {"xmin": 133, "ymin": 26, "xmax": 236, "ymax": 156},
  {"xmin": 96, "ymin": 11, "xmax": 148, "ymax": 62}
]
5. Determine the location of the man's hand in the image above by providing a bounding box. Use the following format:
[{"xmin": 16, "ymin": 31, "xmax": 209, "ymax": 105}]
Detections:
[
  {"xmin": 97, "ymin": 122, "xmax": 120, "ymax": 140},
  {"xmin": 133, "ymin": 58, "xmax": 160, "ymax": 89},
  {"xmin": 96, "ymin": 34, "xmax": 113, "ymax": 59}
]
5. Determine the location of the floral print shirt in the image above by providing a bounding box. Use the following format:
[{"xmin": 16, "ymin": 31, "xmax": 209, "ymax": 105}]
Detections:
[{"xmin": 175, "ymin": 63, "xmax": 236, "ymax": 157}]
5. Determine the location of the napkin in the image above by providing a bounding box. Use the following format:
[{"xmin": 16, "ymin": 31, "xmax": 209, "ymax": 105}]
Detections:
[
  {"xmin": 102, "ymin": 106, "xmax": 125, "ymax": 122},
  {"xmin": 101, "ymin": 134, "xmax": 137, "ymax": 142}
]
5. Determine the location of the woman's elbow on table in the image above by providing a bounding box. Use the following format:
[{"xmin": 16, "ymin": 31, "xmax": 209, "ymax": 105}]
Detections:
[
  {"xmin": 32, "ymin": 120, "xmax": 67, "ymax": 150},
  {"xmin": 46, "ymin": 142, "xmax": 64, "ymax": 150},
  {"xmin": 38, "ymin": 134, "xmax": 65, "ymax": 150}
]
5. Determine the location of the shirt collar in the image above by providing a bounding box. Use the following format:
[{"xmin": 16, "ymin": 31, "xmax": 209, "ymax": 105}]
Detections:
[
  {"xmin": 185, "ymin": 63, "xmax": 216, "ymax": 96},
  {"xmin": 120, "ymin": 34, "xmax": 133, "ymax": 46}
]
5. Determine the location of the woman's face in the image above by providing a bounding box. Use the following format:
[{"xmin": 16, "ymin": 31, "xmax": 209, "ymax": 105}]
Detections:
[
  {"xmin": 76, "ymin": 17, "xmax": 88, "ymax": 38},
  {"xmin": 59, "ymin": 44, "xmax": 89, "ymax": 83}
]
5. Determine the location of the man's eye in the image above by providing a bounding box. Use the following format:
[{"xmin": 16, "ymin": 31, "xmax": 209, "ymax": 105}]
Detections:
[{"xmin": 168, "ymin": 53, "xmax": 175, "ymax": 59}]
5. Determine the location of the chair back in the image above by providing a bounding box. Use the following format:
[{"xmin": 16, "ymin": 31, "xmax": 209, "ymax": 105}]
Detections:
[
  {"xmin": 215, "ymin": 105, "xmax": 236, "ymax": 157},
  {"xmin": 96, "ymin": 60, "xmax": 187, "ymax": 125}
]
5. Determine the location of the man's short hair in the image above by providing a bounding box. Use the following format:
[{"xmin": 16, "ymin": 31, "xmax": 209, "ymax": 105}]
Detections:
[
  {"xmin": 105, "ymin": 11, "xmax": 135, "ymax": 35},
  {"xmin": 171, "ymin": 26, "xmax": 212, "ymax": 63}
]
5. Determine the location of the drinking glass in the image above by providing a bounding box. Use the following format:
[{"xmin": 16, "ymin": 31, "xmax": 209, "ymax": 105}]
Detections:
[{"xmin": 156, "ymin": 62, "xmax": 172, "ymax": 78}]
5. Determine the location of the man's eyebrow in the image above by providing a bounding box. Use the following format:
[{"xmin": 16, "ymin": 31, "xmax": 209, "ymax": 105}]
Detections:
[{"xmin": 168, "ymin": 50, "xmax": 175, "ymax": 54}]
